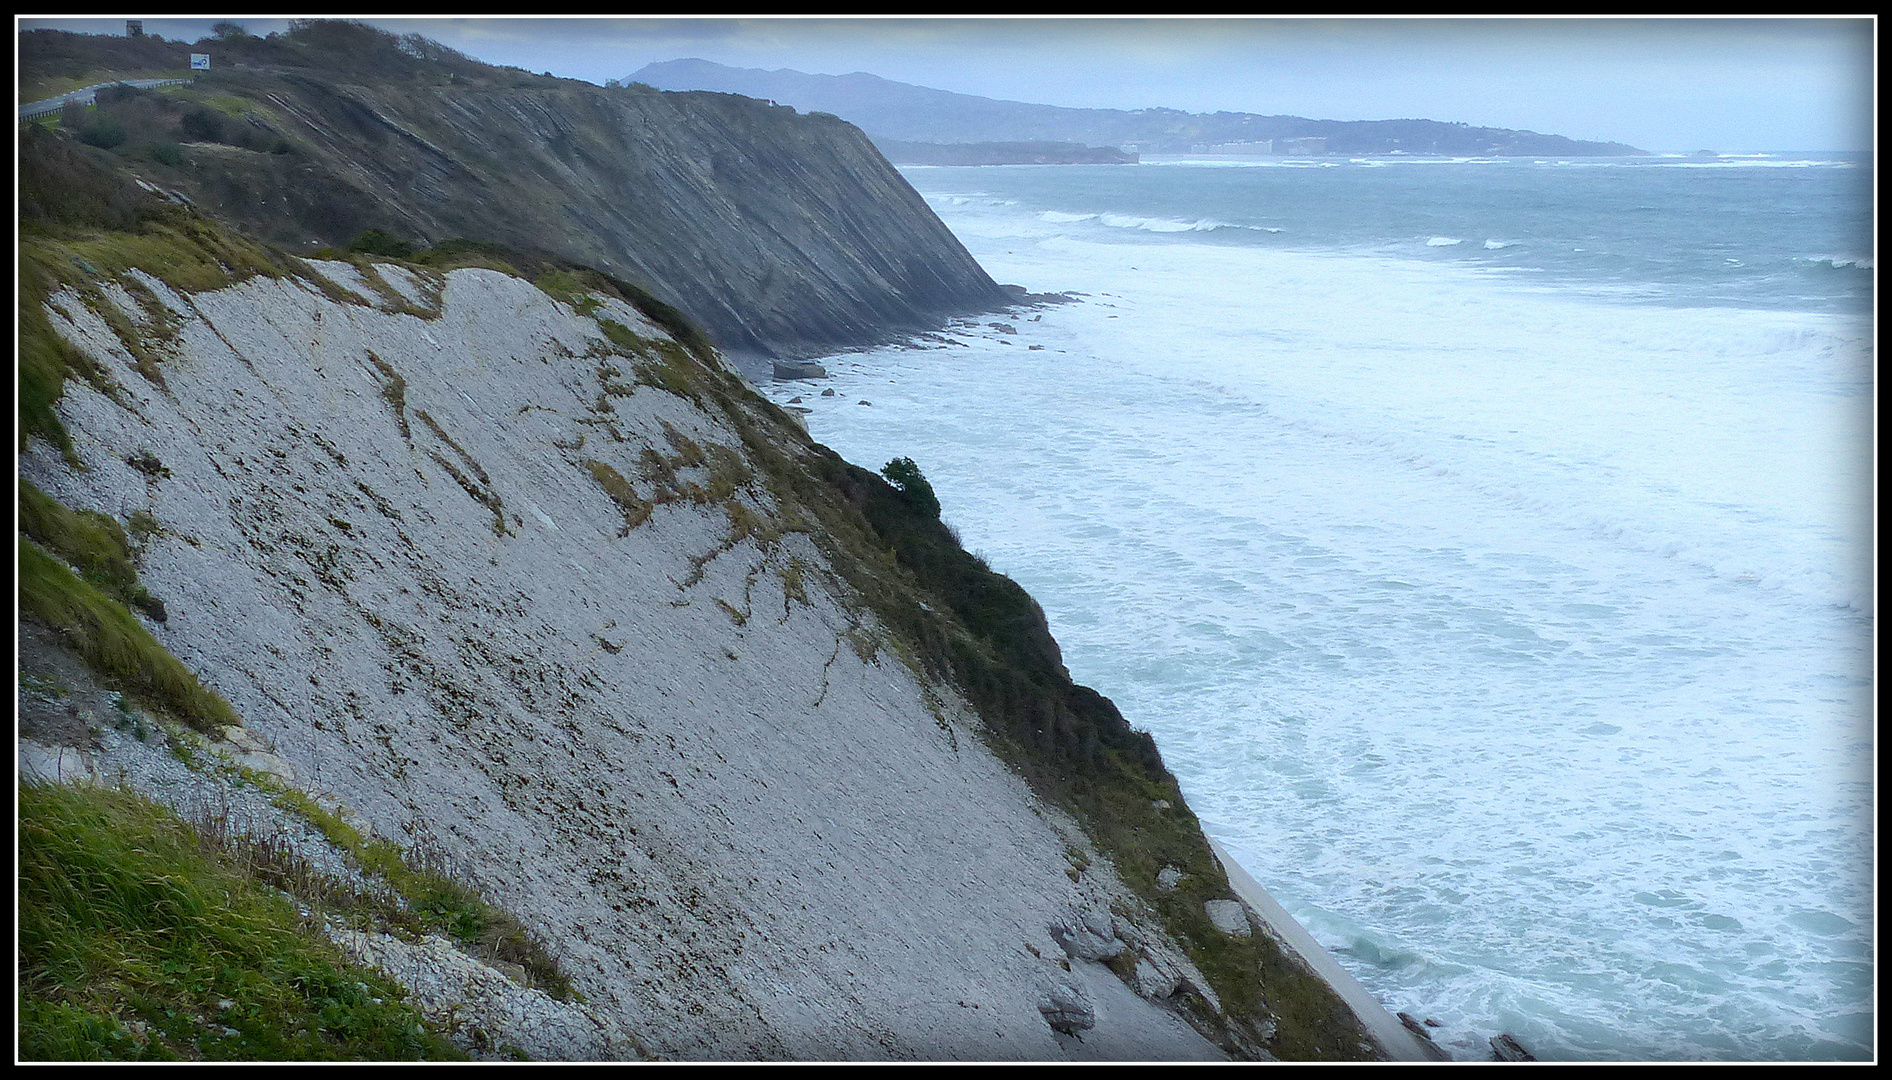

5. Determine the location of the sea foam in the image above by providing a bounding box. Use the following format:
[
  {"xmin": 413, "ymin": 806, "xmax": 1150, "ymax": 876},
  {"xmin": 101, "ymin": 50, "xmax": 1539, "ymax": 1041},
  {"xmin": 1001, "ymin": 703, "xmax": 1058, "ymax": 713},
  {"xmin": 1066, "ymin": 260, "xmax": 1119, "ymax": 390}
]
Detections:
[{"xmin": 813, "ymin": 169, "xmax": 1873, "ymax": 1062}]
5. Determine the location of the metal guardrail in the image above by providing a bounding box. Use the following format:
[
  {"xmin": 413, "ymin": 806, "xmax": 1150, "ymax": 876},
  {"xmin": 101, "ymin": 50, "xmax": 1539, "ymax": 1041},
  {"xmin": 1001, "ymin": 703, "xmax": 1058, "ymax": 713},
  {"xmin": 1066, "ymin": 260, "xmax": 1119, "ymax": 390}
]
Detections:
[{"xmin": 19, "ymin": 77, "xmax": 191, "ymax": 120}]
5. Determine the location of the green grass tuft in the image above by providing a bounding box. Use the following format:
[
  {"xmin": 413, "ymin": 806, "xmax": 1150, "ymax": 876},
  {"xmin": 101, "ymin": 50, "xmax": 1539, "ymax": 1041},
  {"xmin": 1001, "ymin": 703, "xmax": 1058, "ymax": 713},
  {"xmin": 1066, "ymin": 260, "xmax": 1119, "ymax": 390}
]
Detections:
[
  {"xmin": 260, "ymin": 787, "xmax": 578, "ymax": 1003},
  {"xmin": 18, "ymin": 536, "xmax": 237, "ymax": 734},
  {"xmin": 18, "ymin": 480, "xmax": 148, "ymax": 607},
  {"xmin": 19, "ymin": 782, "xmax": 463, "ymax": 1061}
]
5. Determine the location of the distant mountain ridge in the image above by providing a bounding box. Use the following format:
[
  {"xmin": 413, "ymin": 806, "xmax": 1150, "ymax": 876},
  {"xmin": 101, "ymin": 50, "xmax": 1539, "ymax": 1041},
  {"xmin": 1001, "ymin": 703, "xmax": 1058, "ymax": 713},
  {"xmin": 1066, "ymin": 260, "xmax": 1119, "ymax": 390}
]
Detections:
[
  {"xmin": 874, "ymin": 139, "xmax": 1137, "ymax": 166},
  {"xmin": 628, "ymin": 58, "xmax": 1646, "ymax": 157}
]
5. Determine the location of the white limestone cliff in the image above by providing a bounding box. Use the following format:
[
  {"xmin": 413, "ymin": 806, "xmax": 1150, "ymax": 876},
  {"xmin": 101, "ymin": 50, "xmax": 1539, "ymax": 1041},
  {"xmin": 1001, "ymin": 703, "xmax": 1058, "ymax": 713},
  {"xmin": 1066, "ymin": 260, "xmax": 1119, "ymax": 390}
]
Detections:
[{"xmin": 20, "ymin": 257, "xmax": 1248, "ymax": 1060}]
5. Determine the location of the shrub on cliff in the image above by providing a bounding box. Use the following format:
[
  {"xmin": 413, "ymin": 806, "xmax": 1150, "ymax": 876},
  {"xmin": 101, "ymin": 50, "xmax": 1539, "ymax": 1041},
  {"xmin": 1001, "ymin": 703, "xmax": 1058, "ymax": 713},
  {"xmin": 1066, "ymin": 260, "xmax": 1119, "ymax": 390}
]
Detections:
[
  {"xmin": 880, "ymin": 457, "xmax": 941, "ymax": 520},
  {"xmin": 178, "ymin": 107, "xmax": 227, "ymax": 143},
  {"xmin": 17, "ymin": 125, "xmax": 163, "ymax": 232},
  {"xmin": 348, "ymin": 229, "xmax": 416, "ymax": 258},
  {"xmin": 77, "ymin": 116, "xmax": 128, "ymax": 150}
]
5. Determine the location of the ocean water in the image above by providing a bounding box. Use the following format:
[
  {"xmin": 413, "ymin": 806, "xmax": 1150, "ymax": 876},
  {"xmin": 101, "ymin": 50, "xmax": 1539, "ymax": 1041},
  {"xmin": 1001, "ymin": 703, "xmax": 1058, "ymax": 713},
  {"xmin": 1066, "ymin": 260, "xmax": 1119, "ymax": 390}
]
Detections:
[{"xmin": 774, "ymin": 155, "xmax": 1875, "ymax": 1061}]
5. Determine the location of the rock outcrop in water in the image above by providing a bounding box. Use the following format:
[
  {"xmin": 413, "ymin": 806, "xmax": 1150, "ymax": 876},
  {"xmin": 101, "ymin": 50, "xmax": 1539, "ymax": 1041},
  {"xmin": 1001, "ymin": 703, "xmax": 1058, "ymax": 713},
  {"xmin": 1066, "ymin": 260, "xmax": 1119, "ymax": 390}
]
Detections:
[{"xmin": 17, "ymin": 21, "xmax": 1398, "ymax": 1063}]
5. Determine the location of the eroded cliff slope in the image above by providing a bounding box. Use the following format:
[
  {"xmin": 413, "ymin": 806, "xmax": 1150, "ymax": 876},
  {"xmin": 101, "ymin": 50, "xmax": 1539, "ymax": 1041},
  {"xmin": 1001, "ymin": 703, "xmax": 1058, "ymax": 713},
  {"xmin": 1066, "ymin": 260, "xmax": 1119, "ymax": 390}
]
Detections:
[
  {"xmin": 18, "ymin": 191, "xmax": 1383, "ymax": 1058},
  {"xmin": 19, "ymin": 23, "xmax": 1395, "ymax": 1055},
  {"xmin": 19, "ymin": 22, "xmax": 1008, "ymax": 359}
]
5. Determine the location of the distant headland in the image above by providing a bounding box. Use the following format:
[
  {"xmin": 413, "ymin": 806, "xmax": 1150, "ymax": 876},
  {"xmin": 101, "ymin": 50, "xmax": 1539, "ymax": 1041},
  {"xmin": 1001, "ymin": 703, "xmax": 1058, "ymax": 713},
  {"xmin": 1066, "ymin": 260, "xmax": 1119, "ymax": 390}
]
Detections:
[{"xmin": 626, "ymin": 58, "xmax": 1647, "ymax": 158}]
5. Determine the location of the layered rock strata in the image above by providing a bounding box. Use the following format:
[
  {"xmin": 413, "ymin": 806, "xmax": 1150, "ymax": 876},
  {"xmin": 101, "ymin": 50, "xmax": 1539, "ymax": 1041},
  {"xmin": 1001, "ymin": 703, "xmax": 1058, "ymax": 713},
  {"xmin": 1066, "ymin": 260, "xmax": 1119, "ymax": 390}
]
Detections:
[
  {"xmin": 20, "ymin": 25, "xmax": 1011, "ymax": 359},
  {"xmin": 19, "ymin": 253, "xmax": 1312, "ymax": 1060}
]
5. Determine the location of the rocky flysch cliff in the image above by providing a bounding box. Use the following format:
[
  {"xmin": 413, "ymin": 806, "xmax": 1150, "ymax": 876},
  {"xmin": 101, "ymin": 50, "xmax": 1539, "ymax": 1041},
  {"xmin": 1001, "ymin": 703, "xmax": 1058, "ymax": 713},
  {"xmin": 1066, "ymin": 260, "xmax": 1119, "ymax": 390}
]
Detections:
[
  {"xmin": 19, "ymin": 23, "xmax": 1009, "ymax": 361},
  {"xmin": 18, "ymin": 21, "xmax": 1398, "ymax": 1063}
]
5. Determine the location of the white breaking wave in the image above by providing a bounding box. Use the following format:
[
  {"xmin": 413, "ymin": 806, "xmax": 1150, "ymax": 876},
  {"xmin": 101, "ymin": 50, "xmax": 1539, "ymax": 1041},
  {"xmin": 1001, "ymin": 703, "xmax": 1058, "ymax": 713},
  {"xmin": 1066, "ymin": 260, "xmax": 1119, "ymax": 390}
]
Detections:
[
  {"xmin": 928, "ymin": 194, "xmax": 1018, "ymax": 207},
  {"xmin": 1562, "ymin": 158, "xmax": 1852, "ymax": 169},
  {"xmin": 1426, "ymin": 236, "xmax": 1465, "ymax": 247},
  {"xmin": 1033, "ymin": 209, "xmax": 1247, "ymax": 234},
  {"xmin": 1801, "ymin": 255, "xmax": 1874, "ymax": 271},
  {"xmin": 1099, "ymin": 213, "xmax": 1224, "ymax": 233},
  {"xmin": 1657, "ymin": 159, "xmax": 1847, "ymax": 168},
  {"xmin": 1150, "ymin": 158, "xmax": 1327, "ymax": 169}
]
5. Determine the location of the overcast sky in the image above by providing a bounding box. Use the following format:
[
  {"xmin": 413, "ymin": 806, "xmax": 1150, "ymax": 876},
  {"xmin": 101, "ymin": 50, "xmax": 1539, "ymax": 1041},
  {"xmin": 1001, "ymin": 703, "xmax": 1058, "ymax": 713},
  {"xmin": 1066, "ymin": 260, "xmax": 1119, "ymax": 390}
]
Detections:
[{"xmin": 18, "ymin": 16, "xmax": 1877, "ymax": 153}]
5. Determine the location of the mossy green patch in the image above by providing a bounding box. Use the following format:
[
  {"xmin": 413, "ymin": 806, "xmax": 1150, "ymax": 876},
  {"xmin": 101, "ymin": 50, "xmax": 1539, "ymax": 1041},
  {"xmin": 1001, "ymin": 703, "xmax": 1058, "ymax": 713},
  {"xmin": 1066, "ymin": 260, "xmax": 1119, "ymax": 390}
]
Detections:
[
  {"xmin": 596, "ymin": 317, "xmax": 644, "ymax": 354},
  {"xmin": 633, "ymin": 336, "xmax": 705, "ymax": 400},
  {"xmin": 270, "ymin": 787, "xmax": 367, "ymax": 853},
  {"xmin": 702, "ymin": 443, "xmax": 751, "ymax": 502},
  {"xmin": 197, "ymin": 92, "xmax": 271, "ymax": 120},
  {"xmin": 44, "ymin": 214, "xmax": 290, "ymax": 295},
  {"xmin": 583, "ymin": 459, "xmax": 653, "ymax": 535},
  {"xmin": 407, "ymin": 238, "xmax": 523, "ymax": 278},
  {"xmin": 533, "ymin": 268, "xmax": 604, "ymax": 317}
]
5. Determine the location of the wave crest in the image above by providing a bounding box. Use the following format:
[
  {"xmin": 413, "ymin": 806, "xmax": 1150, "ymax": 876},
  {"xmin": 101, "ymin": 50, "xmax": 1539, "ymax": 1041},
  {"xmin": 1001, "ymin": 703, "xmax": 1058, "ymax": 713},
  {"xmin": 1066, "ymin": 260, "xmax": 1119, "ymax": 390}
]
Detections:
[{"xmin": 1800, "ymin": 255, "xmax": 1873, "ymax": 271}]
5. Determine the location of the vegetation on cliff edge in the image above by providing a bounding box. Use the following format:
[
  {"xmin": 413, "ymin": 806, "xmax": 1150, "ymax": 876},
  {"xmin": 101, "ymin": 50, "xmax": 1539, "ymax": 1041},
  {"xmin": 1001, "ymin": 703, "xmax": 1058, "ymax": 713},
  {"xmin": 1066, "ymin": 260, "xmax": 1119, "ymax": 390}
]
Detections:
[
  {"xmin": 15, "ymin": 100, "xmax": 1375, "ymax": 1060},
  {"xmin": 19, "ymin": 782, "xmax": 463, "ymax": 1061}
]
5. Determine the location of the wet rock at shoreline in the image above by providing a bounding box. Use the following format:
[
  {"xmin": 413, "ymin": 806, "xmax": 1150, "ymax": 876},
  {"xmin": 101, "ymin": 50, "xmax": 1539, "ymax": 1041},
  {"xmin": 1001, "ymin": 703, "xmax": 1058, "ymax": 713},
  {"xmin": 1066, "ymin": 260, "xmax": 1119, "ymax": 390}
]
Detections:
[{"xmin": 1490, "ymin": 1032, "xmax": 1536, "ymax": 1061}]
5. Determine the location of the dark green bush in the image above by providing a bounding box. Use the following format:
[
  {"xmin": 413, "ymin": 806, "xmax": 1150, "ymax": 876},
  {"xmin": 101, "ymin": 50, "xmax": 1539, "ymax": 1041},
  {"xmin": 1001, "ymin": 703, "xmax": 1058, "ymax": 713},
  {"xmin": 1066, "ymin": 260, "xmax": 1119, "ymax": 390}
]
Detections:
[
  {"xmin": 178, "ymin": 108, "xmax": 225, "ymax": 142},
  {"xmin": 880, "ymin": 457, "xmax": 941, "ymax": 520},
  {"xmin": 79, "ymin": 117, "xmax": 127, "ymax": 149},
  {"xmin": 347, "ymin": 229, "xmax": 415, "ymax": 258}
]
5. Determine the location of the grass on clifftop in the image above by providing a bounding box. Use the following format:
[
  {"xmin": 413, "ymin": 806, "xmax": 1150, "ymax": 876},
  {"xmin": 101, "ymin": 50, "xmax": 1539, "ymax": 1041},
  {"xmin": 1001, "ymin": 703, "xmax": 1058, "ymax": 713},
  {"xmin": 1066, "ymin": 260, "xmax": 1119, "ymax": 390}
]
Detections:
[
  {"xmin": 18, "ymin": 782, "xmax": 464, "ymax": 1062},
  {"xmin": 19, "ymin": 124, "xmax": 340, "ymax": 457}
]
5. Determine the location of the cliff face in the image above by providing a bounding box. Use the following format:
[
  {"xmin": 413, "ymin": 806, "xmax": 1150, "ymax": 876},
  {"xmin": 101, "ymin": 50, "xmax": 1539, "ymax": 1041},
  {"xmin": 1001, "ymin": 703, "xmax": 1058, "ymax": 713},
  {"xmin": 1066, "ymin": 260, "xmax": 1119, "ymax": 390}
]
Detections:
[
  {"xmin": 17, "ymin": 236, "xmax": 1348, "ymax": 1059},
  {"xmin": 19, "ymin": 25, "xmax": 1009, "ymax": 360},
  {"xmin": 18, "ymin": 23, "xmax": 1389, "ymax": 1061}
]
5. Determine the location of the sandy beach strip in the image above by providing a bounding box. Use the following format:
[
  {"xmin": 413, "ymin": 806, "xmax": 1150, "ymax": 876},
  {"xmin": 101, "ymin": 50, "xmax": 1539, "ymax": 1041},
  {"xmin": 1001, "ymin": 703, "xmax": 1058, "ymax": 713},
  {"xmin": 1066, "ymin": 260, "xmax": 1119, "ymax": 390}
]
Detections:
[{"xmin": 1207, "ymin": 837, "xmax": 1447, "ymax": 1062}]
